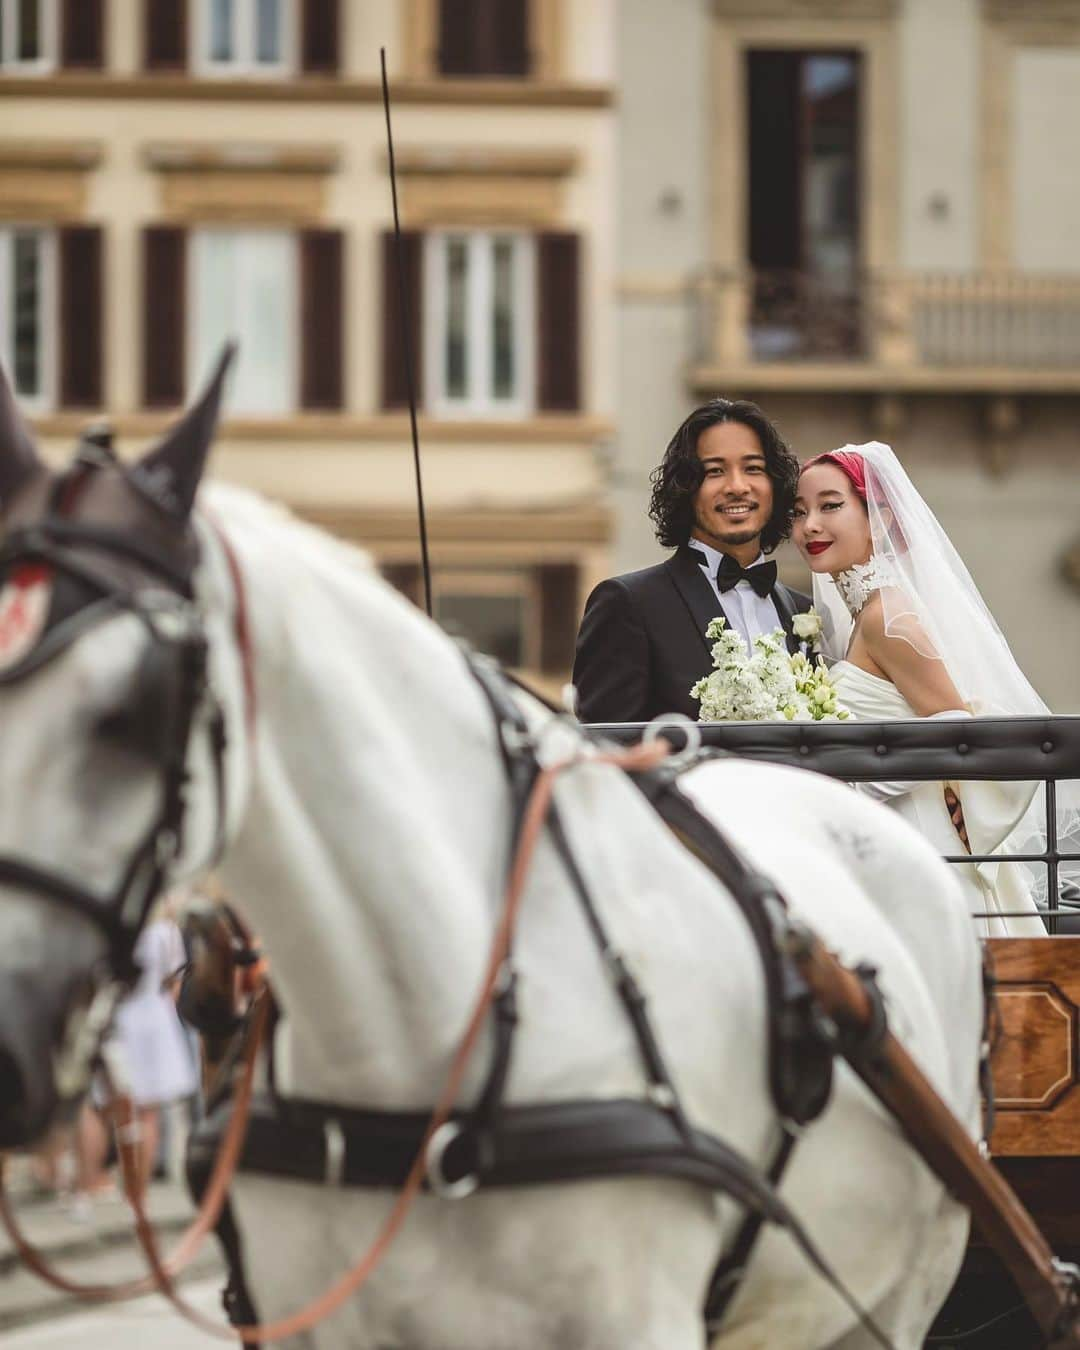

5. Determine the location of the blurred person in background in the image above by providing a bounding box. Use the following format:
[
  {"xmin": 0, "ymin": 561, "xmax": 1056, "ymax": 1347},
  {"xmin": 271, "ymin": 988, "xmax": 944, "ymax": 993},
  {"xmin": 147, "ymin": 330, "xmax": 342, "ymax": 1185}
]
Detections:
[{"xmin": 109, "ymin": 892, "xmax": 199, "ymax": 1199}]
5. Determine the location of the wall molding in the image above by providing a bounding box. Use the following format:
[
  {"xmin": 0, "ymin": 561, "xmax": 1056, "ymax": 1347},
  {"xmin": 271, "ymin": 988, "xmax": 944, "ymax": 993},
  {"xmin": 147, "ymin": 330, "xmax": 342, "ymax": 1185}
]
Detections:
[
  {"xmin": 0, "ymin": 140, "xmax": 102, "ymax": 169},
  {"xmin": 145, "ymin": 142, "xmax": 340, "ymax": 174},
  {"xmin": 0, "ymin": 75, "xmax": 612, "ymax": 108},
  {"xmin": 390, "ymin": 147, "xmax": 578, "ymax": 179},
  {"xmin": 713, "ymin": 0, "xmax": 897, "ymax": 16},
  {"xmin": 33, "ymin": 412, "xmax": 615, "ymax": 444}
]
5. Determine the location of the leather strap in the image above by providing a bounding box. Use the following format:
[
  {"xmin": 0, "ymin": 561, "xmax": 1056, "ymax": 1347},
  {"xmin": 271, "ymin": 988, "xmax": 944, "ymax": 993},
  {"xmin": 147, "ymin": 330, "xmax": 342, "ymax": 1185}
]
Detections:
[{"xmin": 787, "ymin": 926, "xmax": 1080, "ymax": 1348}]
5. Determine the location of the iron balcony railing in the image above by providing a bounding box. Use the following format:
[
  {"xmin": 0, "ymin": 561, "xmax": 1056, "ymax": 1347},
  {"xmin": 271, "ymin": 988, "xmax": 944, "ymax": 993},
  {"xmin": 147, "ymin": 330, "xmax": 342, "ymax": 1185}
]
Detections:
[
  {"xmin": 587, "ymin": 715, "xmax": 1080, "ymax": 934},
  {"xmin": 690, "ymin": 268, "xmax": 1080, "ymax": 368}
]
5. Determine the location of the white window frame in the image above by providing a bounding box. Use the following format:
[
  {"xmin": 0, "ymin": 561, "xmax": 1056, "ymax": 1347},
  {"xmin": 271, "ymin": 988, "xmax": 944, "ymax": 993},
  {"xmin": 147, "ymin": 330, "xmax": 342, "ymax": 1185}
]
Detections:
[
  {"xmin": 194, "ymin": 0, "xmax": 296, "ymax": 78},
  {"xmin": 0, "ymin": 0, "xmax": 58, "ymax": 74},
  {"xmin": 424, "ymin": 231, "xmax": 536, "ymax": 420},
  {"xmin": 0, "ymin": 225, "xmax": 55, "ymax": 414},
  {"xmin": 187, "ymin": 226, "xmax": 298, "ymax": 417}
]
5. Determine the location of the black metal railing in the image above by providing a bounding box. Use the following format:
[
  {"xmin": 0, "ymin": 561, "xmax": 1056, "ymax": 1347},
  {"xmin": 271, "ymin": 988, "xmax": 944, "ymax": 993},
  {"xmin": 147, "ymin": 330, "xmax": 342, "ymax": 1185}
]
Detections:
[{"xmin": 586, "ymin": 716, "xmax": 1080, "ymax": 934}]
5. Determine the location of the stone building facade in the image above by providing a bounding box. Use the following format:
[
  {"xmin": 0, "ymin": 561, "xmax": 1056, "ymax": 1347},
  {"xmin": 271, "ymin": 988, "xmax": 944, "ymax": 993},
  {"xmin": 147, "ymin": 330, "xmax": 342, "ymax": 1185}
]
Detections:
[
  {"xmin": 1, "ymin": 0, "xmax": 615, "ymax": 693},
  {"xmin": 616, "ymin": 0, "xmax": 1080, "ymax": 711}
]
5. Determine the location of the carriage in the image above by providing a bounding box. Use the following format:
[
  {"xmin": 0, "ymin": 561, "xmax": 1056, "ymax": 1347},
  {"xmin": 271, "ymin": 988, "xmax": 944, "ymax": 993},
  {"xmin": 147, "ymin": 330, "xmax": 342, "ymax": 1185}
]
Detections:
[{"xmin": 593, "ymin": 713, "xmax": 1080, "ymax": 1337}]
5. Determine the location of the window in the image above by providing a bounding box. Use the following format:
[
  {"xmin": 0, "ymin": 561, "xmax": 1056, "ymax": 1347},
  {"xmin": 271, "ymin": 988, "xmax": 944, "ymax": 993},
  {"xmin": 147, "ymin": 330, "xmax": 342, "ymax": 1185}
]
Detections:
[
  {"xmin": 437, "ymin": 0, "xmax": 530, "ymax": 78},
  {"xmin": 0, "ymin": 0, "xmax": 56, "ymax": 72},
  {"xmin": 189, "ymin": 229, "xmax": 296, "ymax": 415},
  {"xmin": 424, "ymin": 232, "xmax": 535, "ymax": 418},
  {"xmin": 747, "ymin": 50, "xmax": 861, "ymax": 359},
  {"xmin": 0, "ymin": 227, "xmax": 54, "ymax": 411},
  {"xmin": 195, "ymin": 0, "xmax": 293, "ymax": 76},
  {"xmin": 434, "ymin": 571, "xmax": 537, "ymax": 669}
]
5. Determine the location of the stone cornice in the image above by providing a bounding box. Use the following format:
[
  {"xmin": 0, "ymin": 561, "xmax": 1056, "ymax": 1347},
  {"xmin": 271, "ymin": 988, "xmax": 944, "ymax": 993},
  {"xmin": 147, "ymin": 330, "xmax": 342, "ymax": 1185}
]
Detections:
[
  {"xmin": 983, "ymin": 0, "xmax": 1080, "ymax": 22},
  {"xmin": 0, "ymin": 75, "xmax": 613, "ymax": 109},
  {"xmin": 145, "ymin": 142, "xmax": 340, "ymax": 174},
  {"xmin": 712, "ymin": 0, "xmax": 896, "ymax": 17},
  {"xmin": 388, "ymin": 148, "xmax": 578, "ymax": 179},
  {"xmin": 32, "ymin": 413, "xmax": 615, "ymax": 445},
  {"xmin": 0, "ymin": 140, "xmax": 103, "ymax": 169}
]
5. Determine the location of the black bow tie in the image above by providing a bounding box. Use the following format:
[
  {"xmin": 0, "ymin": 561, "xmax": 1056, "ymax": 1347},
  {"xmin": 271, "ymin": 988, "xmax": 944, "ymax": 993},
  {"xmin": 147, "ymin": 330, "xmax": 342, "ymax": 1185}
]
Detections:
[{"xmin": 690, "ymin": 549, "xmax": 777, "ymax": 598}]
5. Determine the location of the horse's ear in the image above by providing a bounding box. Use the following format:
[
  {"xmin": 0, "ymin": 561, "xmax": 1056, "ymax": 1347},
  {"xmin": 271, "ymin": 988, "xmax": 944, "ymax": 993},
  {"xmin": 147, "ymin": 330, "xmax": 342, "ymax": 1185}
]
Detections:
[
  {"xmin": 0, "ymin": 361, "xmax": 43, "ymax": 506},
  {"xmin": 130, "ymin": 341, "xmax": 236, "ymax": 519}
]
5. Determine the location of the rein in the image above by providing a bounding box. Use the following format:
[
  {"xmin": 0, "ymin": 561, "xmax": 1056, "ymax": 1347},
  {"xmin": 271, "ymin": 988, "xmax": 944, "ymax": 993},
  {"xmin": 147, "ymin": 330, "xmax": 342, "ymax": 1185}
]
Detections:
[{"xmin": 0, "ymin": 989, "xmax": 269, "ymax": 1304}]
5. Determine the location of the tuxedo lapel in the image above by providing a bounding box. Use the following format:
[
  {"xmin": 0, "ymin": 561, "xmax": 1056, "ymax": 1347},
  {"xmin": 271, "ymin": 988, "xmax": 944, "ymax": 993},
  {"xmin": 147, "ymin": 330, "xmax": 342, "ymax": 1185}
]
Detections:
[
  {"xmin": 772, "ymin": 583, "xmax": 801, "ymax": 654},
  {"xmin": 666, "ymin": 547, "xmax": 730, "ymax": 655}
]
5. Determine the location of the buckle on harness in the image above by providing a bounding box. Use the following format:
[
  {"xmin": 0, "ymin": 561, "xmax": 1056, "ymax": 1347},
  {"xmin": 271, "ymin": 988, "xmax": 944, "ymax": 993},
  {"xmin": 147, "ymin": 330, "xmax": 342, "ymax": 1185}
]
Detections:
[
  {"xmin": 323, "ymin": 1118, "xmax": 345, "ymax": 1187},
  {"xmin": 425, "ymin": 1121, "xmax": 479, "ymax": 1200}
]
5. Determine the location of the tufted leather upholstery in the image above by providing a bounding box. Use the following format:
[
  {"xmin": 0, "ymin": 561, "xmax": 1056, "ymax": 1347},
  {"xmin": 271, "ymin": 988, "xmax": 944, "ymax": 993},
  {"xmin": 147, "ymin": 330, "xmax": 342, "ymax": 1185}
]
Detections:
[{"xmin": 585, "ymin": 716, "xmax": 1080, "ymax": 784}]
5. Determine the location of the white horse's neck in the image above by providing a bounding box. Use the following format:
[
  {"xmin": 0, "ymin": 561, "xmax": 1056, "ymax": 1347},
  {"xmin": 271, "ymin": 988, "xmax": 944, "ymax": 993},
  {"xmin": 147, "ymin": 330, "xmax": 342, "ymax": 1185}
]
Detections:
[{"xmin": 199, "ymin": 486, "xmax": 512, "ymax": 1106}]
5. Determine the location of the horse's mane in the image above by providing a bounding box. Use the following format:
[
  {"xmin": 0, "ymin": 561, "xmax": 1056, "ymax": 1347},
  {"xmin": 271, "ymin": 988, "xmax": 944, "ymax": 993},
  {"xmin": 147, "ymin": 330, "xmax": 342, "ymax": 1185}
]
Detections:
[{"xmin": 200, "ymin": 479, "xmax": 376, "ymax": 578}]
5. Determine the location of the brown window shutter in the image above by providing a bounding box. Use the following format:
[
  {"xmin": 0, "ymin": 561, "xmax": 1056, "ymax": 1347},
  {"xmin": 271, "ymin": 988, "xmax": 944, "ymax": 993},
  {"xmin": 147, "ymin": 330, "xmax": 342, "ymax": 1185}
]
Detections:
[
  {"xmin": 300, "ymin": 229, "xmax": 344, "ymax": 410},
  {"xmin": 381, "ymin": 229, "xmax": 423, "ymax": 411},
  {"xmin": 144, "ymin": 0, "xmax": 188, "ymax": 70},
  {"xmin": 537, "ymin": 232, "xmax": 581, "ymax": 412},
  {"xmin": 437, "ymin": 0, "xmax": 476, "ymax": 75},
  {"xmin": 142, "ymin": 226, "xmax": 186, "ymax": 408},
  {"xmin": 438, "ymin": 0, "xmax": 529, "ymax": 76},
  {"xmin": 61, "ymin": 0, "xmax": 105, "ymax": 69},
  {"xmin": 538, "ymin": 563, "xmax": 580, "ymax": 675},
  {"xmin": 301, "ymin": 0, "xmax": 339, "ymax": 74},
  {"xmin": 58, "ymin": 227, "xmax": 104, "ymax": 408},
  {"xmin": 492, "ymin": 0, "xmax": 529, "ymax": 76},
  {"xmin": 381, "ymin": 563, "xmax": 422, "ymax": 607}
]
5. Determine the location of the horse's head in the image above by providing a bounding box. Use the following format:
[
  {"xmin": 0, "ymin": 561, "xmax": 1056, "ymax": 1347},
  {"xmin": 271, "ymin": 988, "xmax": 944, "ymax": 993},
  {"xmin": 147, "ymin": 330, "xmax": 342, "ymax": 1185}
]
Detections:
[{"xmin": 0, "ymin": 347, "xmax": 236, "ymax": 1148}]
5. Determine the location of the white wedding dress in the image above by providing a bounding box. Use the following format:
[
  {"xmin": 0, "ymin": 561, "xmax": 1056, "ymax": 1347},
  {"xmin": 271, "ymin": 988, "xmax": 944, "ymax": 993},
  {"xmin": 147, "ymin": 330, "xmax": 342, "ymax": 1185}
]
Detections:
[{"xmin": 831, "ymin": 661, "xmax": 1046, "ymax": 938}]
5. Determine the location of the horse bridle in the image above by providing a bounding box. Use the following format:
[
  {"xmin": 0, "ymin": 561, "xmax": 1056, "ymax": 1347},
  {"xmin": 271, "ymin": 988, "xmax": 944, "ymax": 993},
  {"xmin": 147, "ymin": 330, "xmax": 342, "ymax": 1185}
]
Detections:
[{"xmin": 0, "ymin": 467, "xmax": 232, "ymax": 1090}]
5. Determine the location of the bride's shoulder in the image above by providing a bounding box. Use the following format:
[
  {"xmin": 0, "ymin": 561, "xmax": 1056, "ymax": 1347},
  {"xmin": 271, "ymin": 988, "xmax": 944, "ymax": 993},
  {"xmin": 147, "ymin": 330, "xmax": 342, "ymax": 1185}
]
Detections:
[{"xmin": 858, "ymin": 587, "xmax": 940, "ymax": 663}]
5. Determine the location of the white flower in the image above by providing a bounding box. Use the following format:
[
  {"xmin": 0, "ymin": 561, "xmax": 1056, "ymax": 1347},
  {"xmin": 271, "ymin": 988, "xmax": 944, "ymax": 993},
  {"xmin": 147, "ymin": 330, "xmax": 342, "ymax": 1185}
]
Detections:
[
  {"xmin": 792, "ymin": 609, "xmax": 823, "ymax": 642},
  {"xmin": 692, "ymin": 614, "xmax": 849, "ymax": 722}
]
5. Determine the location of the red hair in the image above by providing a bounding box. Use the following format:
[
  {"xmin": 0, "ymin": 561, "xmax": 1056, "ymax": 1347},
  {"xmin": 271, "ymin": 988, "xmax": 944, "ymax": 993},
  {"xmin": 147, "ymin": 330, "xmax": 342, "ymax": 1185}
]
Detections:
[
  {"xmin": 801, "ymin": 449, "xmax": 867, "ymax": 500},
  {"xmin": 801, "ymin": 448, "xmax": 908, "ymax": 550}
]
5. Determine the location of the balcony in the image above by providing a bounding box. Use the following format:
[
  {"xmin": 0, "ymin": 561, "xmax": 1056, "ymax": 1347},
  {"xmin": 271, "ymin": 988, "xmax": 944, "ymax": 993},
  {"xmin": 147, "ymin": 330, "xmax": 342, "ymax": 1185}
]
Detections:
[{"xmin": 688, "ymin": 268, "xmax": 1080, "ymax": 395}]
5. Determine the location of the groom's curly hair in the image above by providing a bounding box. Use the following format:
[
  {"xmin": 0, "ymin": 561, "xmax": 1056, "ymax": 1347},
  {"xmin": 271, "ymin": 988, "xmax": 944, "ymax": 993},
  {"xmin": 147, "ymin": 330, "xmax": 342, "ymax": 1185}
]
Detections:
[{"xmin": 648, "ymin": 399, "xmax": 800, "ymax": 554}]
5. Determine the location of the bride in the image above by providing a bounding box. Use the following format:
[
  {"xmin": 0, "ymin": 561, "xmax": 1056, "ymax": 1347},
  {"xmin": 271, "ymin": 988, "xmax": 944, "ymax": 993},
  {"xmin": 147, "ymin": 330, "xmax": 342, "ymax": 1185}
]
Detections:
[{"xmin": 792, "ymin": 441, "xmax": 1051, "ymax": 938}]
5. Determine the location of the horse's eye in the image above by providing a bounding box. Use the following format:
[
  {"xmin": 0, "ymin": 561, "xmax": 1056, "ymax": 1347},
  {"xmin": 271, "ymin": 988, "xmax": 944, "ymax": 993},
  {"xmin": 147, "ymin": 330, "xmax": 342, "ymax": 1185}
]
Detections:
[{"xmin": 92, "ymin": 645, "xmax": 184, "ymax": 759}]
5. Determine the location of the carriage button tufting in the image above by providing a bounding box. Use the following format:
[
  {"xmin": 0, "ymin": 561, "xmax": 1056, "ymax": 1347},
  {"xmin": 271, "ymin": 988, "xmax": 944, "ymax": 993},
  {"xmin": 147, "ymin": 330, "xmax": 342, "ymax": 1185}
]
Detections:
[
  {"xmin": 875, "ymin": 744, "xmax": 888, "ymax": 756},
  {"xmin": 1042, "ymin": 740, "xmax": 1054, "ymax": 753},
  {"xmin": 957, "ymin": 743, "xmax": 969, "ymax": 755},
  {"xmin": 798, "ymin": 745, "xmax": 809, "ymax": 756}
]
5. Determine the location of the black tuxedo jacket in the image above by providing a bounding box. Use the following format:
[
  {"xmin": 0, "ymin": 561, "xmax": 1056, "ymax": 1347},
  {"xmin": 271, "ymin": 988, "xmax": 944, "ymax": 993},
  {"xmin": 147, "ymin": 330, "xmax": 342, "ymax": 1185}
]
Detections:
[{"xmin": 573, "ymin": 545, "xmax": 812, "ymax": 724}]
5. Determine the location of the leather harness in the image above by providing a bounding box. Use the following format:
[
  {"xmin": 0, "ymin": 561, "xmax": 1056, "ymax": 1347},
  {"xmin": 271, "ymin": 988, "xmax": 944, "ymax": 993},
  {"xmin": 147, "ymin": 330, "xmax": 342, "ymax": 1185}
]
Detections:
[{"xmin": 188, "ymin": 652, "xmax": 844, "ymax": 1340}]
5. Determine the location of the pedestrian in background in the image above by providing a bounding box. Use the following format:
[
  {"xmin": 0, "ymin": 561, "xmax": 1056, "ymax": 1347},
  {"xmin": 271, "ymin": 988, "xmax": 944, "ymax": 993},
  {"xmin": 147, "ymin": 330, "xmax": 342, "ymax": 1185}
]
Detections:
[{"xmin": 110, "ymin": 895, "xmax": 198, "ymax": 1200}]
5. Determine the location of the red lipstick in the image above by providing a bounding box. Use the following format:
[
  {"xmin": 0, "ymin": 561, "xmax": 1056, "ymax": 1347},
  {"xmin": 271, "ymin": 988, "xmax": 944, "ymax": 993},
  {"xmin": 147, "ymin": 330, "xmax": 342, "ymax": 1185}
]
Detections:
[{"xmin": 806, "ymin": 541, "xmax": 832, "ymax": 556}]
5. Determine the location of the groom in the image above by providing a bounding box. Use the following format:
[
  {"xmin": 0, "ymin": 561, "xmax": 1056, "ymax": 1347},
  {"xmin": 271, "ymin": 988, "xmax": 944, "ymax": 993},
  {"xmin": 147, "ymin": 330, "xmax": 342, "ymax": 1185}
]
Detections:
[{"xmin": 573, "ymin": 398, "xmax": 811, "ymax": 723}]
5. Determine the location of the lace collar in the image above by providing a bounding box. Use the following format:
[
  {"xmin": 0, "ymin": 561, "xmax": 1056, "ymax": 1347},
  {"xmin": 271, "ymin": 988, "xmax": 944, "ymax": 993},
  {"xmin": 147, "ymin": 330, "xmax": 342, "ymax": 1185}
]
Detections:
[{"xmin": 834, "ymin": 556, "xmax": 897, "ymax": 618}]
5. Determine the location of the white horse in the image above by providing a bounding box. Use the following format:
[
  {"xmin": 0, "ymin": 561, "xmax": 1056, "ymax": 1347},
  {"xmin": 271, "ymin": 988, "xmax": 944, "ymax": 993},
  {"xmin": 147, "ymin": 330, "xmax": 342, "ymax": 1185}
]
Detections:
[{"xmin": 0, "ymin": 362, "xmax": 985, "ymax": 1349}]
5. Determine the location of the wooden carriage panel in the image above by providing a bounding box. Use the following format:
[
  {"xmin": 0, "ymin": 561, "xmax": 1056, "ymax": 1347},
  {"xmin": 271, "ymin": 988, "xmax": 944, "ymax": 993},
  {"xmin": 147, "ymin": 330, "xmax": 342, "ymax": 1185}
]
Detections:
[{"xmin": 988, "ymin": 938, "xmax": 1080, "ymax": 1157}]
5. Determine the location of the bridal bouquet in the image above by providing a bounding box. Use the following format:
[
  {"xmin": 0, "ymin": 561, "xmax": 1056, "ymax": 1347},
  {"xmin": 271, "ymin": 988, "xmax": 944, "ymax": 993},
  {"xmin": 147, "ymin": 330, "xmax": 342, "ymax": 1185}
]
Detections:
[{"xmin": 690, "ymin": 617, "xmax": 851, "ymax": 723}]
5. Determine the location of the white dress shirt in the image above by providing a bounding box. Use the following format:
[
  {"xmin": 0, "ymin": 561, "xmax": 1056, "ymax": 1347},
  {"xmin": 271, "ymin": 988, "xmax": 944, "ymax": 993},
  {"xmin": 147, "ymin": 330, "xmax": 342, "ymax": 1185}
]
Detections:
[{"xmin": 691, "ymin": 538, "xmax": 783, "ymax": 655}]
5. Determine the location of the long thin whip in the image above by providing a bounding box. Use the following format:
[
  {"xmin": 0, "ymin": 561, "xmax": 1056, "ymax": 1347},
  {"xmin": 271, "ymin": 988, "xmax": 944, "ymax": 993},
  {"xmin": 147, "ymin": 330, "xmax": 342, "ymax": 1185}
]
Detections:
[{"xmin": 380, "ymin": 47, "xmax": 433, "ymax": 618}]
